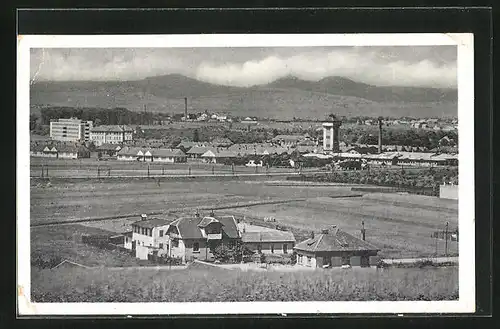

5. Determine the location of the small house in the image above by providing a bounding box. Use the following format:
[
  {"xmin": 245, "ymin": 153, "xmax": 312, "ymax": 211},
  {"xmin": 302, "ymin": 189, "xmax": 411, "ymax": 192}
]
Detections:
[
  {"xmin": 241, "ymin": 229, "xmax": 296, "ymax": 255},
  {"xmin": 166, "ymin": 213, "xmax": 240, "ymax": 263},
  {"xmin": 131, "ymin": 216, "xmax": 173, "ymax": 260},
  {"xmin": 294, "ymin": 226, "xmax": 380, "ymax": 268}
]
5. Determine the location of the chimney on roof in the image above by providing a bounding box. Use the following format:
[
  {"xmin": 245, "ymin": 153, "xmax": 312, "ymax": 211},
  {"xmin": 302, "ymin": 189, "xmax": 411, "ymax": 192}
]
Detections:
[{"xmin": 140, "ymin": 214, "xmax": 147, "ymax": 221}]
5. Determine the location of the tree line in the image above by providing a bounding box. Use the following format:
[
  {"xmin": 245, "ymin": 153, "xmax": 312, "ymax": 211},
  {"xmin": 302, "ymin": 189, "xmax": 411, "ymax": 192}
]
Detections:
[{"xmin": 40, "ymin": 107, "xmax": 171, "ymax": 126}]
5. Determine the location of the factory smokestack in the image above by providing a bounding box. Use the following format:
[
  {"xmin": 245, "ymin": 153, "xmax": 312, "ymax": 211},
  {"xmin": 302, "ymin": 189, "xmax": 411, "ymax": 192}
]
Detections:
[
  {"xmin": 378, "ymin": 117, "xmax": 383, "ymax": 154},
  {"xmin": 184, "ymin": 97, "xmax": 188, "ymax": 121}
]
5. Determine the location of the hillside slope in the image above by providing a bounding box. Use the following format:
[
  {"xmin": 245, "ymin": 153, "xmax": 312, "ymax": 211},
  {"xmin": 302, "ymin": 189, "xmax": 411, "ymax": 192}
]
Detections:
[{"xmin": 30, "ymin": 74, "xmax": 457, "ymax": 119}]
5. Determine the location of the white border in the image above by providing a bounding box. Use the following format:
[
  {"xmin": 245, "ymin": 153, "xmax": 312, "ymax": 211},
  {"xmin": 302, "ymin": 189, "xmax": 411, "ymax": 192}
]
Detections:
[{"xmin": 17, "ymin": 33, "xmax": 475, "ymax": 315}]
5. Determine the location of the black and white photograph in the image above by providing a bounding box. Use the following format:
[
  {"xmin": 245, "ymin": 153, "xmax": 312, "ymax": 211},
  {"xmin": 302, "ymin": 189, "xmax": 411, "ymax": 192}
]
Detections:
[{"xmin": 17, "ymin": 33, "xmax": 475, "ymax": 315}]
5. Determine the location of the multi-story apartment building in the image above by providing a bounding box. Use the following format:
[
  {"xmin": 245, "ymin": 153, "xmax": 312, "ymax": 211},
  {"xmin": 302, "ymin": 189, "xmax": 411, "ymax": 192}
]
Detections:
[
  {"xmin": 49, "ymin": 118, "xmax": 93, "ymax": 142},
  {"xmin": 90, "ymin": 125, "xmax": 134, "ymax": 146}
]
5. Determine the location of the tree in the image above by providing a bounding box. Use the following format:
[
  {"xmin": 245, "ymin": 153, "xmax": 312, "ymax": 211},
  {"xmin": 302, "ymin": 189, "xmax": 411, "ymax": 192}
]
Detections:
[{"xmin": 193, "ymin": 129, "xmax": 200, "ymax": 142}]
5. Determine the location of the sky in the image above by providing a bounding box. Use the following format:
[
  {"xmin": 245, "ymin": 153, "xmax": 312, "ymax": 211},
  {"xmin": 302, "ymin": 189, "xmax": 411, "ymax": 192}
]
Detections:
[{"xmin": 30, "ymin": 46, "xmax": 457, "ymax": 88}]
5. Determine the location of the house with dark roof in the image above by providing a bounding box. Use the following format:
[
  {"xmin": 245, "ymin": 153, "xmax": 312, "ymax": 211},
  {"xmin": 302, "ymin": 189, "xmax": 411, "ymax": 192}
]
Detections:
[
  {"xmin": 294, "ymin": 226, "xmax": 380, "ymax": 268},
  {"xmin": 201, "ymin": 149, "xmax": 238, "ymax": 164},
  {"xmin": 240, "ymin": 226, "xmax": 296, "ymax": 255},
  {"xmin": 96, "ymin": 143, "xmax": 122, "ymax": 158},
  {"xmin": 187, "ymin": 146, "xmax": 215, "ymax": 159},
  {"xmin": 130, "ymin": 215, "xmax": 173, "ymax": 260},
  {"xmin": 271, "ymin": 134, "xmax": 309, "ymax": 147},
  {"xmin": 166, "ymin": 212, "xmax": 240, "ymax": 263}
]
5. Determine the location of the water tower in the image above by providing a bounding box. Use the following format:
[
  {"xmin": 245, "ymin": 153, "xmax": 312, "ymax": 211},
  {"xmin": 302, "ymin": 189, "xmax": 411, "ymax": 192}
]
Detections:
[{"xmin": 322, "ymin": 114, "xmax": 342, "ymax": 152}]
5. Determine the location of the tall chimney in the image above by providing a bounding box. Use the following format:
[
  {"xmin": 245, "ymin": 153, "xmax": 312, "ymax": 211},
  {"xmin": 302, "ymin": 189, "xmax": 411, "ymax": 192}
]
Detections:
[
  {"xmin": 184, "ymin": 97, "xmax": 188, "ymax": 120},
  {"xmin": 378, "ymin": 117, "xmax": 383, "ymax": 154}
]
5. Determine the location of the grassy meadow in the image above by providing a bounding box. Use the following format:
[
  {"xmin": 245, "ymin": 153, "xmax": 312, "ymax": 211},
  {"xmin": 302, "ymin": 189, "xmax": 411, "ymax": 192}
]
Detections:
[
  {"xmin": 30, "ymin": 179, "xmax": 458, "ymax": 258},
  {"xmin": 31, "ymin": 262, "xmax": 458, "ymax": 302}
]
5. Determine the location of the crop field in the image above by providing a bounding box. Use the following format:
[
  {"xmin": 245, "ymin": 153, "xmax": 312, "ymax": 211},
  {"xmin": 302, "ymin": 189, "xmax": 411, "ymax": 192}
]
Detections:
[
  {"xmin": 30, "ymin": 178, "xmax": 458, "ymax": 259},
  {"xmin": 31, "ymin": 263, "xmax": 458, "ymax": 302}
]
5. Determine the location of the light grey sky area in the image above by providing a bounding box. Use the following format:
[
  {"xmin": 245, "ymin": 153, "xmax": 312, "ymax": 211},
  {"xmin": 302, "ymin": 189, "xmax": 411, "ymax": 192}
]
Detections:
[{"xmin": 30, "ymin": 46, "xmax": 457, "ymax": 88}]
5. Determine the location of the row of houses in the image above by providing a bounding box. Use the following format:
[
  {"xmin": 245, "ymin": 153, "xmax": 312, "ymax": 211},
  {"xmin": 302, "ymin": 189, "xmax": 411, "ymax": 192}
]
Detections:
[
  {"xmin": 304, "ymin": 150, "xmax": 458, "ymax": 166},
  {"xmin": 116, "ymin": 147, "xmax": 187, "ymax": 163},
  {"xmin": 121, "ymin": 212, "xmax": 381, "ymax": 268},
  {"xmin": 30, "ymin": 142, "xmax": 90, "ymax": 159}
]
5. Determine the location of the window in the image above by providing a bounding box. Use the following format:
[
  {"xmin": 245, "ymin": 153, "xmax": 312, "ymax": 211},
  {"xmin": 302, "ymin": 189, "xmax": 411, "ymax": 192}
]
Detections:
[
  {"xmin": 159, "ymin": 243, "xmax": 164, "ymax": 249},
  {"xmin": 149, "ymin": 229, "xmax": 152, "ymax": 237},
  {"xmin": 193, "ymin": 242, "xmax": 200, "ymax": 252},
  {"xmin": 159, "ymin": 230, "xmax": 163, "ymax": 237},
  {"xmin": 271, "ymin": 244, "xmax": 274, "ymax": 253},
  {"xmin": 283, "ymin": 244, "xmax": 288, "ymax": 254},
  {"xmin": 172, "ymin": 239, "xmax": 179, "ymax": 247},
  {"xmin": 257, "ymin": 244, "xmax": 262, "ymax": 253},
  {"xmin": 342, "ymin": 255, "xmax": 351, "ymax": 266},
  {"xmin": 307, "ymin": 256, "xmax": 312, "ymax": 265}
]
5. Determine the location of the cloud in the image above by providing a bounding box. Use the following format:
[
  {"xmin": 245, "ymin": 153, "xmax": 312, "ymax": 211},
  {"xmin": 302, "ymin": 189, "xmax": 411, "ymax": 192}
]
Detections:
[
  {"xmin": 195, "ymin": 50, "xmax": 457, "ymax": 88},
  {"xmin": 30, "ymin": 47, "xmax": 457, "ymax": 88}
]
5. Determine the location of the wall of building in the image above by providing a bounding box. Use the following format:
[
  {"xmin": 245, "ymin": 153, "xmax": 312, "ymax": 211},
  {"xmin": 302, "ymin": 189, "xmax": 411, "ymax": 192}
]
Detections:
[
  {"xmin": 295, "ymin": 250, "xmax": 379, "ymax": 268},
  {"xmin": 183, "ymin": 239, "xmax": 214, "ymax": 262},
  {"xmin": 58, "ymin": 152, "xmax": 78, "ymax": 159},
  {"xmin": 152, "ymin": 156, "xmax": 175, "ymax": 163},
  {"xmin": 440, "ymin": 184, "xmax": 458, "ymax": 200},
  {"xmin": 124, "ymin": 236, "xmax": 132, "ymax": 250},
  {"xmin": 135, "ymin": 245, "xmax": 150, "ymax": 260},
  {"xmin": 117, "ymin": 155, "xmax": 137, "ymax": 161},
  {"xmin": 244, "ymin": 241, "xmax": 294, "ymax": 255}
]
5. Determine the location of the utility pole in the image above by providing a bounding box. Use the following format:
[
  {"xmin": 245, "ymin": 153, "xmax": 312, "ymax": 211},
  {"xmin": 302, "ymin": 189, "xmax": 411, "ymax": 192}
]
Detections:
[
  {"xmin": 148, "ymin": 164, "xmax": 150, "ymax": 178},
  {"xmin": 97, "ymin": 165, "xmax": 100, "ymax": 178},
  {"xmin": 361, "ymin": 221, "xmax": 366, "ymax": 241},
  {"xmin": 445, "ymin": 221, "xmax": 449, "ymax": 257},
  {"xmin": 434, "ymin": 231, "xmax": 438, "ymax": 256},
  {"xmin": 41, "ymin": 164, "xmax": 44, "ymax": 178}
]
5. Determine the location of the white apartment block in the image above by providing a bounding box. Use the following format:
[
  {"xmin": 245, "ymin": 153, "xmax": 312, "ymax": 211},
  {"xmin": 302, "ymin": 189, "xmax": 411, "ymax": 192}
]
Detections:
[
  {"xmin": 49, "ymin": 118, "xmax": 93, "ymax": 142},
  {"xmin": 90, "ymin": 125, "xmax": 134, "ymax": 146}
]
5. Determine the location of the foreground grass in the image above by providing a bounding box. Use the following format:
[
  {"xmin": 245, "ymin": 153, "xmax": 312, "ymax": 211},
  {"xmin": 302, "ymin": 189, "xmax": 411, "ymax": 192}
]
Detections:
[
  {"xmin": 32, "ymin": 264, "xmax": 458, "ymax": 302},
  {"xmin": 31, "ymin": 224, "xmax": 152, "ymax": 268}
]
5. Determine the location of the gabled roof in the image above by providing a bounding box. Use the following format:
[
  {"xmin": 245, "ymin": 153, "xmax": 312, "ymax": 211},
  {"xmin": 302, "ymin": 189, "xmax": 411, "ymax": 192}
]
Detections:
[
  {"xmin": 96, "ymin": 143, "xmax": 121, "ymax": 151},
  {"xmin": 272, "ymin": 135, "xmax": 307, "ymax": 142},
  {"xmin": 151, "ymin": 148, "xmax": 186, "ymax": 157},
  {"xmin": 91, "ymin": 125, "xmax": 134, "ymax": 133},
  {"xmin": 294, "ymin": 227, "xmax": 379, "ymax": 253},
  {"xmin": 201, "ymin": 150, "xmax": 238, "ymax": 158},
  {"xmin": 170, "ymin": 215, "xmax": 239, "ymax": 239},
  {"xmin": 187, "ymin": 146, "xmax": 215, "ymax": 155},
  {"xmin": 132, "ymin": 218, "xmax": 173, "ymax": 229},
  {"xmin": 197, "ymin": 216, "xmax": 220, "ymax": 227},
  {"xmin": 241, "ymin": 231, "xmax": 296, "ymax": 243},
  {"xmin": 117, "ymin": 147, "xmax": 144, "ymax": 156}
]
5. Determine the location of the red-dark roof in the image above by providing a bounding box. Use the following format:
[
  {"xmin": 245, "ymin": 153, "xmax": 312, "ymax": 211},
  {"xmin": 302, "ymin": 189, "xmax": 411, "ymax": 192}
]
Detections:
[
  {"xmin": 294, "ymin": 227, "xmax": 379, "ymax": 253},
  {"xmin": 171, "ymin": 215, "xmax": 239, "ymax": 239},
  {"xmin": 242, "ymin": 231, "xmax": 295, "ymax": 243}
]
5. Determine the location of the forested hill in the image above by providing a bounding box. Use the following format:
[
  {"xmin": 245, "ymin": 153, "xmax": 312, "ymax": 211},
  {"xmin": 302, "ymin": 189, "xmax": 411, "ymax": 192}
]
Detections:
[{"xmin": 31, "ymin": 74, "xmax": 457, "ymax": 119}]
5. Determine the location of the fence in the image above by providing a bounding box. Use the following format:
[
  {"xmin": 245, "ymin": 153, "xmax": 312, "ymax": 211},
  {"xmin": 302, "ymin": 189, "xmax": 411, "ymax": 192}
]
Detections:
[{"xmin": 30, "ymin": 161, "xmax": 323, "ymax": 179}]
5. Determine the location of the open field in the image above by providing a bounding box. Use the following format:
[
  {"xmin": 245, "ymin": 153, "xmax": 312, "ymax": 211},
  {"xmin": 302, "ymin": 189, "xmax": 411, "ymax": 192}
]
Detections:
[
  {"xmin": 30, "ymin": 178, "xmax": 458, "ymax": 259},
  {"xmin": 29, "ymin": 158, "xmax": 312, "ymax": 178},
  {"xmin": 225, "ymin": 194, "xmax": 458, "ymax": 258},
  {"xmin": 31, "ymin": 262, "xmax": 458, "ymax": 302}
]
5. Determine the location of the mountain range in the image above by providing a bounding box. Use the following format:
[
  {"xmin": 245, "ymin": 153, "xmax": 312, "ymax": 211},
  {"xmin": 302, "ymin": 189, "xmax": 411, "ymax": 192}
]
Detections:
[{"xmin": 30, "ymin": 74, "xmax": 458, "ymax": 119}]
